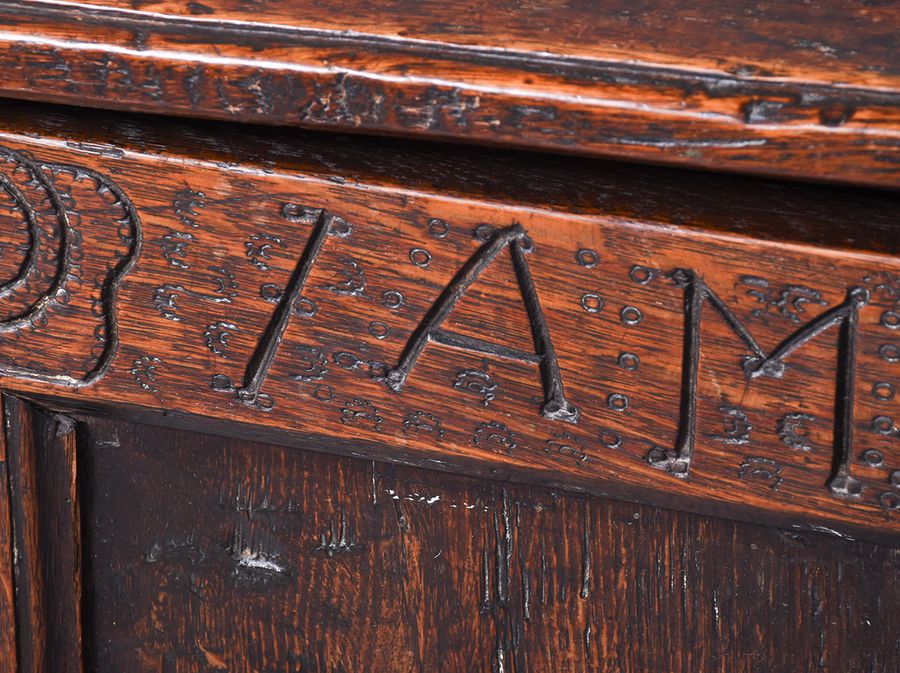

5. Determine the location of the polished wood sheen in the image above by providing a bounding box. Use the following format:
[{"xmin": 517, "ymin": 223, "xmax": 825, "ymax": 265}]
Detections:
[
  {"xmin": 3, "ymin": 399, "xmax": 897, "ymax": 672},
  {"xmin": 0, "ymin": 1, "xmax": 897, "ymax": 186},
  {"xmin": 0, "ymin": 0, "xmax": 897, "ymax": 658},
  {"xmin": 0, "ymin": 401, "xmax": 17, "ymax": 673},
  {"xmin": 0, "ymin": 102, "xmax": 898, "ymax": 544}
]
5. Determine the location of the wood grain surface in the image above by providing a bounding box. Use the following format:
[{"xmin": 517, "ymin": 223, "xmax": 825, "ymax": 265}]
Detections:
[
  {"xmin": 4, "ymin": 397, "xmax": 84, "ymax": 673},
  {"xmin": 0, "ymin": 101, "xmax": 898, "ymax": 541},
  {"xmin": 0, "ymin": 1, "xmax": 897, "ymax": 186},
  {"xmin": 0, "ymin": 396, "xmax": 17, "ymax": 673},
  {"xmin": 67, "ymin": 413, "xmax": 896, "ymax": 673}
]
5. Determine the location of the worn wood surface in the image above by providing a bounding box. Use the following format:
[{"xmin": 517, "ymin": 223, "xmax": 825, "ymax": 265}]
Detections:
[
  {"xmin": 0, "ymin": 101, "xmax": 898, "ymax": 541},
  {"xmin": 0, "ymin": 394, "xmax": 17, "ymax": 672},
  {"xmin": 4, "ymin": 397, "xmax": 46, "ymax": 673},
  {"xmin": 65, "ymin": 413, "xmax": 896, "ymax": 673},
  {"xmin": 0, "ymin": 1, "xmax": 898, "ymax": 186},
  {"xmin": 4, "ymin": 396, "xmax": 84, "ymax": 673}
]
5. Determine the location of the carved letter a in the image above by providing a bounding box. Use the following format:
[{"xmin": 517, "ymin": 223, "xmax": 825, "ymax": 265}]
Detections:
[{"xmin": 384, "ymin": 224, "xmax": 579, "ymax": 423}]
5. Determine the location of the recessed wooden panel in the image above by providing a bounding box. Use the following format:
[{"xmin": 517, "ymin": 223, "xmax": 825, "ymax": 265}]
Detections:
[
  {"xmin": 75, "ymin": 415, "xmax": 899, "ymax": 673},
  {"xmin": 0, "ymin": 104, "xmax": 898, "ymax": 540}
]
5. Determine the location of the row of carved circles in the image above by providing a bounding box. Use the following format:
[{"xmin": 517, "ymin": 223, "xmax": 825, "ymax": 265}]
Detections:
[
  {"xmin": 862, "ymin": 283, "xmax": 896, "ymax": 494},
  {"xmin": 871, "ymin": 303, "xmax": 898, "ymax": 499},
  {"xmin": 859, "ymin": 305, "xmax": 898, "ymax": 509},
  {"xmin": 573, "ymin": 250, "xmax": 649, "ymax": 421},
  {"xmin": 579, "ymin": 266, "xmax": 655, "ymax": 337}
]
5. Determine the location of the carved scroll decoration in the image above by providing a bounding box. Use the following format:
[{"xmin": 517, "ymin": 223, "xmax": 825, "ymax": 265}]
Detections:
[{"xmin": 0, "ymin": 146, "xmax": 141, "ymax": 386}]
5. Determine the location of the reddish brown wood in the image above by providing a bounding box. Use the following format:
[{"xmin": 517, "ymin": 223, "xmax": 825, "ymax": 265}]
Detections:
[
  {"xmin": 0, "ymin": 102, "xmax": 897, "ymax": 542},
  {"xmin": 4, "ymin": 397, "xmax": 45, "ymax": 673},
  {"xmin": 62, "ymin": 0, "xmax": 900, "ymax": 83},
  {"xmin": 0, "ymin": 5, "xmax": 894, "ymax": 668},
  {"xmin": 5, "ymin": 396, "xmax": 84, "ymax": 673},
  {"xmin": 0, "ymin": 397, "xmax": 18, "ymax": 672},
  {"xmin": 0, "ymin": 1, "xmax": 897, "ymax": 186}
]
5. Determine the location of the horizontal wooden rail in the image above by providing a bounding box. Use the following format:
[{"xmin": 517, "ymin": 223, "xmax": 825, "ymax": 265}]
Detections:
[
  {"xmin": 0, "ymin": 101, "xmax": 898, "ymax": 541},
  {"xmin": 0, "ymin": 0, "xmax": 898, "ymax": 187}
]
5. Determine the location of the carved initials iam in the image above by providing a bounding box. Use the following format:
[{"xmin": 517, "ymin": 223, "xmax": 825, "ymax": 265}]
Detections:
[{"xmin": 212, "ymin": 206, "xmax": 877, "ymax": 501}]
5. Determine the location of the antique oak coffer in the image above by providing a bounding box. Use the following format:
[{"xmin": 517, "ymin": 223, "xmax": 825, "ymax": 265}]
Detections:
[{"xmin": 0, "ymin": 2, "xmax": 898, "ymax": 672}]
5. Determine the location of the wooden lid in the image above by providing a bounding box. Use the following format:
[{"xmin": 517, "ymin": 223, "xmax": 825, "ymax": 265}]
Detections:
[{"xmin": 1, "ymin": 0, "xmax": 898, "ymax": 187}]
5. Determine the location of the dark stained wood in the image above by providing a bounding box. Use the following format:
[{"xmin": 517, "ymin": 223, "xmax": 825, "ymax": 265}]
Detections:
[
  {"xmin": 4, "ymin": 397, "xmax": 46, "ymax": 673},
  {"xmin": 5, "ymin": 396, "xmax": 84, "ymax": 673},
  {"xmin": 70, "ymin": 413, "xmax": 898, "ymax": 673},
  {"xmin": 0, "ymin": 101, "xmax": 898, "ymax": 541},
  {"xmin": 0, "ymin": 1, "xmax": 897, "ymax": 186},
  {"xmin": 0, "ymin": 396, "xmax": 18, "ymax": 673}
]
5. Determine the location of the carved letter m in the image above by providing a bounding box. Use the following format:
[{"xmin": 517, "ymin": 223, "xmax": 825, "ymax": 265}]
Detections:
[{"xmin": 649, "ymin": 269, "xmax": 869, "ymax": 497}]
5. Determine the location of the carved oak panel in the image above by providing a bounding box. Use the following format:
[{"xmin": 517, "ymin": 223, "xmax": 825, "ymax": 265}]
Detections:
[{"xmin": 0, "ymin": 123, "xmax": 898, "ymax": 540}]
